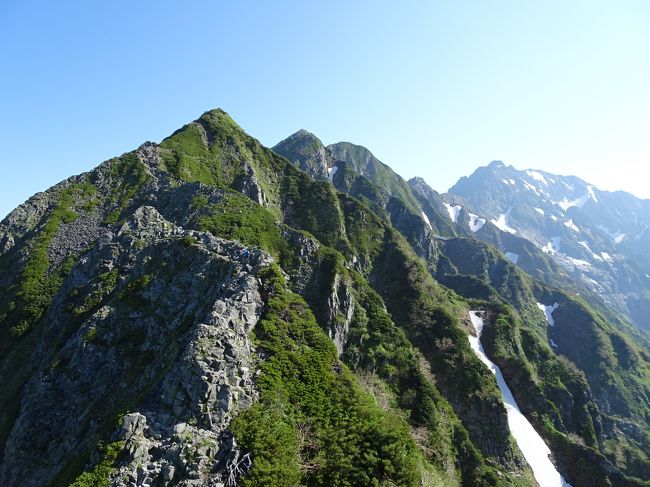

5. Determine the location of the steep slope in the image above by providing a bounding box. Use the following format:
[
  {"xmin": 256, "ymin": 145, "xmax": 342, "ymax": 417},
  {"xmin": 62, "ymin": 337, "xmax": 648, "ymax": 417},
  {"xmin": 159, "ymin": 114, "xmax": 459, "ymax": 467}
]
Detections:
[
  {"xmin": 270, "ymin": 129, "xmax": 335, "ymax": 180},
  {"xmin": 447, "ymin": 161, "xmax": 650, "ymax": 331},
  {"xmin": 274, "ymin": 133, "xmax": 457, "ymax": 261},
  {"xmin": 433, "ymin": 236, "xmax": 650, "ymax": 484},
  {"xmin": 1, "ymin": 110, "xmax": 541, "ymax": 487},
  {"xmin": 274, "ymin": 132, "xmax": 650, "ymax": 486},
  {"xmin": 409, "ymin": 176, "xmax": 582, "ymax": 294}
]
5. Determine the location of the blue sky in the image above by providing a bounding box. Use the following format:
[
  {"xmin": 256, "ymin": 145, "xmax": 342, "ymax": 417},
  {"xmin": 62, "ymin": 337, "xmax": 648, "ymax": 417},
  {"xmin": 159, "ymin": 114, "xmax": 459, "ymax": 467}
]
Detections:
[{"xmin": 1, "ymin": 1, "xmax": 649, "ymax": 218}]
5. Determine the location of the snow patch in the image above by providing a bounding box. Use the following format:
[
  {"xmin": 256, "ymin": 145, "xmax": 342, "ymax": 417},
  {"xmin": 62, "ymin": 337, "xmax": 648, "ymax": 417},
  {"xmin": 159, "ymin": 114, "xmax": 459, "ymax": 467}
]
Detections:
[
  {"xmin": 563, "ymin": 219, "xmax": 579, "ymax": 232},
  {"xmin": 601, "ymin": 252, "xmax": 613, "ymax": 262},
  {"xmin": 491, "ymin": 209, "xmax": 517, "ymax": 234},
  {"xmin": 551, "ymin": 215, "xmax": 558, "ymax": 221},
  {"xmin": 561, "ymin": 180, "xmax": 574, "ymax": 190},
  {"xmin": 597, "ymin": 225, "xmax": 626, "ymax": 244},
  {"xmin": 468, "ymin": 213, "xmax": 486, "ymax": 232},
  {"xmin": 421, "ymin": 211, "xmax": 432, "ymax": 230},
  {"xmin": 587, "ymin": 186, "xmax": 598, "ymax": 203},
  {"xmin": 534, "ymin": 207, "xmax": 545, "ymax": 216},
  {"xmin": 443, "ymin": 202, "xmax": 462, "ymax": 223},
  {"xmin": 537, "ymin": 302, "xmax": 559, "ymax": 327},
  {"xmin": 578, "ymin": 241, "xmax": 603, "ymax": 261},
  {"xmin": 566, "ymin": 256, "xmax": 592, "ymax": 269},
  {"xmin": 554, "ymin": 193, "xmax": 589, "ymax": 211},
  {"xmin": 523, "ymin": 180, "xmax": 541, "ymax": 195},
  {"xmin": 468, "ymin": 312, "xmax": 571, "ymax": 487},
  {"xmin": 327, "ymin": 165, "xmax": 338, "ymax": 182},
  {"xmin": 509, "ymin": 178, "xmax": 516, "ymax": 185},
  {"xmin": 542, "ymin": 237, "xmax": 561, "ymax": 255},
  {"xmin": 527, "ymin": 170, "xmax": 549, "ymax": 186},
  {"xmin": 505, "ymin": 252, "xmax": 519, "ymax": 264},
  {"xmin": 549, "ymin": 338, "xmax": 558, "ymax": 348}
]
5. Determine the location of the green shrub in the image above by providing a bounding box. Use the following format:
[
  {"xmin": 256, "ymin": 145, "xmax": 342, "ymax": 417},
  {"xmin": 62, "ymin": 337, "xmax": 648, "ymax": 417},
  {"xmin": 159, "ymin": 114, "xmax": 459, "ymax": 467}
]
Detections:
[
  {"xmin": 232, "ymin": 264, "xmax": 421, "ymax": 486},
  {"xmin": 68, "ymin": 441, "xmax": 125, "ymax": 487}
]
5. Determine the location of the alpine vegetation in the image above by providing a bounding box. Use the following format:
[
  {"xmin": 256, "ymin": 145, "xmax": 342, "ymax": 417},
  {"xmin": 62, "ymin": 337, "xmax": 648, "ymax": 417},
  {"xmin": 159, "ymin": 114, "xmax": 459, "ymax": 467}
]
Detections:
[{"xmin": 0, "ymin": 110, "xmax": 649, "ymax": 487}]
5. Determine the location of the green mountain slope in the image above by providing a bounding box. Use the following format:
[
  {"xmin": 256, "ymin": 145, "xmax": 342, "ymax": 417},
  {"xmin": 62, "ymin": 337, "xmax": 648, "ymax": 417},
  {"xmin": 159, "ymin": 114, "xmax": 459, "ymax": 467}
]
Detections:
[
  {"xmin": 1, "ymin": 110, "xmax": 538, "ymax": 487},
  {"xmin": 276, "ymin": 130, "xmax": 650, "ymax": 486},
  {"xmin": 0, "ymin": 109, "xmax": 648, "ymax": 487}
]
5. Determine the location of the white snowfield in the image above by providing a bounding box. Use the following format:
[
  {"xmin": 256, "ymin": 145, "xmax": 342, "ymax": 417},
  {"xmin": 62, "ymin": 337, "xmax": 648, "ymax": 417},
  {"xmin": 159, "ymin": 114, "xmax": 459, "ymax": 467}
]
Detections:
[
  {"xmin": 537, "ymin": 302, "xmax": 559, "ymax": 327},
  {"xmin": 563, "ymin": 219, "xmax": 579, "ymax": 232},
  {"xmin": 578, "ymin": 241, "xmax": 603, "ymax": 262},
  {"xmin": 541, "ymin": 237, "xmax": 561, "ymax": 255},
  {"xmin": 468, "ymin": 312, "xmax": 571, "ymax": 487},
  {"xmin": 468, "ymin": 212, "xmax": 486, "ymax": 232},
  {"xmin": 527, "ymin": 170, "xmax": 549, "ymax": 186},
  {"xmin": 421, "ymin": 211, "xmax": 432, "ymax": 229},
  {"xmin": 327, "ymin": 165, "xmax": 338, "ymax": 182},
  {"xmin": 491, "ymin": 210, "xmax": 517, "ymax": 234},
  {"xmin": 443, "ymin": 202, "xmax": 462, "ymax": 223},
  {"xmin": 553, "ymin": 192, "xmax": 590, "ymax": 211}
]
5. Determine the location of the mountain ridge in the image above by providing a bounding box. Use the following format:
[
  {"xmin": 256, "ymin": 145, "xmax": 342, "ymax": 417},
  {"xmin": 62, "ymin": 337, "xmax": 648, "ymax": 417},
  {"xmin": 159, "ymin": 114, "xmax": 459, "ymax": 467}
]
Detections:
[
  {"xmin": 0, "ymin": 109, "xmax": 648, "ymax": 486},
  {"xmin": 443, "ymin": 160, "xmax": 650, "ymax": 331}
]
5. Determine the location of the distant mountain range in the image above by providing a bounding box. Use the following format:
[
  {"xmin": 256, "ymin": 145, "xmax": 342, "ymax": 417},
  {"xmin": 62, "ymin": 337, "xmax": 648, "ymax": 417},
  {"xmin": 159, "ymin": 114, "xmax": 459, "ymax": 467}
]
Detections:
[
  {"xmin": 0, "ymin": 111, "xmax": 648, "ymax": 487},
  {"xmin": 443, "ymin": 161, "xmax": 650, "ymax": 331}
]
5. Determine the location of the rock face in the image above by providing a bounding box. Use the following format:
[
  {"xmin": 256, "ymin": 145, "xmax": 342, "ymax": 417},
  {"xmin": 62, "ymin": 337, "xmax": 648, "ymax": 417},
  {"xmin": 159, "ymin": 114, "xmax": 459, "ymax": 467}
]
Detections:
[
  {"xmin": 0, "ymin": 205, "xmax": 270, "ymax": 486},
  {"xmin": 272, "ymin": 129, "xmax": 335, "ymax": 181}
]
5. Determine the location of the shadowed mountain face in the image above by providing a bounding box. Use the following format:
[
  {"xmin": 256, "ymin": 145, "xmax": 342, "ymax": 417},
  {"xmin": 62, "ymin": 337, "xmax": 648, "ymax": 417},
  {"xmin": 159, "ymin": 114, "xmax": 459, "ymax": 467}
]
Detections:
[
  {"xmin": 445, "ymin": 161, "xmax": 650, "ymax": 331},
  {"xmin": 0, "ymin": 111, "xmax": 648, "ymax": 487}
]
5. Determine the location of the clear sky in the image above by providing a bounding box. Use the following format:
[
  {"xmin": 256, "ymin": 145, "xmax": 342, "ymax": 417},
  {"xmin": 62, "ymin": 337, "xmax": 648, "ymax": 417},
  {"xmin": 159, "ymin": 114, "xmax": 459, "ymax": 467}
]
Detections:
[{"xmin": 1, "ymin": 1, "xmax": 649, "ymax": 219}]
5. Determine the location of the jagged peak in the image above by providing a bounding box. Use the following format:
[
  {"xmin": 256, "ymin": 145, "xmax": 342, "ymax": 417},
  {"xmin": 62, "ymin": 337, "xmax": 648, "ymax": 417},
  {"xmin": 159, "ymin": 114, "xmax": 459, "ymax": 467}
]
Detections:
[
  {"xmin": 295, "ymin": 128, "xmax": 317, "ymax": 138},
  {"xmin": 408, "ymin": 176, "xmax": 429, "ymax": 186},
  {"xmin": 272, "ymin": 129, "xmax": 333, "ymax": 180},
  {"xmin": 488, "ymin": 160, "xmax": 505, "ymax": 169},
  {"xmin": 274, "ymin": 128, "xmax": 326, "ymax": 150}
]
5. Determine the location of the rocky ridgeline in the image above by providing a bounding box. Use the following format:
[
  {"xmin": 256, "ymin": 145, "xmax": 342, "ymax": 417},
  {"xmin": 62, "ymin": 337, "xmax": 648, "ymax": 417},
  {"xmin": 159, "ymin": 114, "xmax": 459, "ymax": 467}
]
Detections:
[
  {"xmin": 1, "ymin": 110, "xmax": 649, "ymax": 487},
  {"xmin": 0, "ymin": 198, "xmax": 271, "ymax": 486}
]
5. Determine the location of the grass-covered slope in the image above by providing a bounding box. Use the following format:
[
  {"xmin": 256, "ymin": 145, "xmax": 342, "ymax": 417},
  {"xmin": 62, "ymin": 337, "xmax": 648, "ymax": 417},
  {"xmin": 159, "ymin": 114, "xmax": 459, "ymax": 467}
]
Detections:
[
  {"xmin": 169, "ymin": 113, "xmax": 533, "ymax": 484},
  {"xmin": 1, "ymin": 109, "xmax": 648, "ymax": 486},
  {"xmin": 433, "ymin": 236, "xmax": 650, "ymax": 485},
  {"xmin": 277, "ymin": 129, "xmax": 650, "ymax": 485},
  {"xmin": 0, "ymin": 109, "xmax": 536, "ymax": 486}
]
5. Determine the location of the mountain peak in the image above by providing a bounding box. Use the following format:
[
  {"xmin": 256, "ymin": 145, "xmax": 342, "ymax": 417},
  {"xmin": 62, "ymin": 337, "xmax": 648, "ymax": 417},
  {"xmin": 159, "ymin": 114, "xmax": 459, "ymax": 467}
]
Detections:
[
  {"xmin": 275, "ymin": 128, "xmax": 325, "ymax": 147},
  {"xmin": 295, "ymin": 128, "xmax": 317, "ymax": 138},
  {"xmin": 198, "ymin": 107, "xmax": 237, "ymax": 125},
  {"xmin": 272, "ymin": 129, "xmax": 333, "ymax": 180},
  {"xmin": 408, "ymin": 176, "xmax": 428, "ymax": 186}
]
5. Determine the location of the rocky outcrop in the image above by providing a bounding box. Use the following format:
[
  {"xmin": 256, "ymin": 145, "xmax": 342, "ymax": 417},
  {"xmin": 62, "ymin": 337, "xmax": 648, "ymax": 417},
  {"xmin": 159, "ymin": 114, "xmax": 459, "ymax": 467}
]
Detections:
[
  {"xmin": 0, "ymin": 206, "xmax": 271, "ymax": 487},
  {"xmin": 325, "ymin": 273, "xmax": 355, "ymax": 356},
  {"xmin": 273, "ymin": 129, "xmax": 335, "ymax": 181}
]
